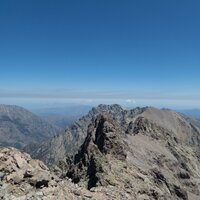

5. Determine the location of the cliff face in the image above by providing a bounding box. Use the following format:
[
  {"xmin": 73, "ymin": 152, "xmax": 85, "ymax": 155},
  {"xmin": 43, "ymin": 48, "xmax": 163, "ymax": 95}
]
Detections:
[{"xmin": 67, "ymin": 114, "xmax": 127, "ymax": 189}]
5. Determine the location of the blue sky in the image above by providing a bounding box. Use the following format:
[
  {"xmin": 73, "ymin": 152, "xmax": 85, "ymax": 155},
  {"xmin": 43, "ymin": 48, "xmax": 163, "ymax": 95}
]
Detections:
[{"xmin": 0, "ymin": 0, "xmax": 200, "ymax": 108}]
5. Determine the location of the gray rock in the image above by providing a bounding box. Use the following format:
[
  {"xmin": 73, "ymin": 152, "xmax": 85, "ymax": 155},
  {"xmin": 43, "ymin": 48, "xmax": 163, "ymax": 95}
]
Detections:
[{"xmin": 0, "ymin": 172, "xmax": 5, "ymax": 180}]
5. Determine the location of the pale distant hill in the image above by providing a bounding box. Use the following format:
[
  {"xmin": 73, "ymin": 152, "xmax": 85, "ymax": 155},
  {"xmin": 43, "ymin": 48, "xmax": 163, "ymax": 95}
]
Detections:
[
  {"xmin": 179, "ymin": 109, "xmax": 200, "ymax": 118},
  {"xmin": 32, "ymin": 105, "xmax": 92, "ymax": 129},
  {"xmin": 0, "ymin": 104, "xmax": 59, "ymax": 149}
]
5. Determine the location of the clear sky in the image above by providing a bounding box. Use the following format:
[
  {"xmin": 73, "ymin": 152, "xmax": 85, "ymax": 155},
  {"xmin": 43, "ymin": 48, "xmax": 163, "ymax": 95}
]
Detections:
[{"xmin": 0, "ymin": 0, "xmax": 200, "ymax": 108}]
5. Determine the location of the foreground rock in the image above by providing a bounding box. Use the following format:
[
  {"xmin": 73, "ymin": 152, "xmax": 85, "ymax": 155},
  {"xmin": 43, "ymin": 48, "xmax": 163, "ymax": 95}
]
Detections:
[
  {"xmin": 0, "ymin": 148, "xmax": 75, "ymax": 199},
  {"xmin": 0, "ymin": 148, "xmax": 147, "ymax": 200}
]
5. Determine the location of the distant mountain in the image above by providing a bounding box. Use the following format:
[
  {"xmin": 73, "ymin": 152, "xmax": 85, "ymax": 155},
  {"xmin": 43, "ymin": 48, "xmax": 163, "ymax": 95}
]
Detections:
[
  {"xmin": 179, "ymin": 109, "xmax": 200, "ymax": 118},
  {"xmin": 32, "ymin": 105, "xmax": 92, "ymax": 129},
  {"xmin": 181, "ymin": 114, "xmax": 200, "ymax": 131},
  {"xmin": 178, "ymin": 109, "xmax": 200, "ymax": 131},
  {"xmin": 0, "ymin": 104, "xmax": 59, "ymax": 149},
  {"xmin": 32, "ymin": 104, "xmax": 92, "ymax": 117},
  {"xmin": 40, "ymin": 115, "xmax": 77, "ymax": 129}
]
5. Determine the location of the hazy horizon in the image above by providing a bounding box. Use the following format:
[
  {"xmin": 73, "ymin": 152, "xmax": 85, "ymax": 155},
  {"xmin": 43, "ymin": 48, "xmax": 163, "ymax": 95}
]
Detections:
[{"xmin": 1, "ymin": 1, "xmax": 200, "ymax": 109}]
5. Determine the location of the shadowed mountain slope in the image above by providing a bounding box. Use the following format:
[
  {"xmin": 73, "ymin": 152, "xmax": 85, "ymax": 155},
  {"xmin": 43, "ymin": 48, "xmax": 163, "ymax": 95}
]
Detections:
[{"xmin": 0, "ymin": 105, "xmax": 59, "ymax": 149}]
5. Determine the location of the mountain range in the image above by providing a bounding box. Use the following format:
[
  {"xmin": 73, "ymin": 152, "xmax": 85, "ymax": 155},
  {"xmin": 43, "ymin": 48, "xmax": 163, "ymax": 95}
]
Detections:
[
  {"xmin": 179, "ymin": 109, "xmax": 200, "ymax": 118},
  {"xmin": 32, "ymin": 105, "xmax": 92, "ymax": 129},
  {"xmin": 0, "ymin": 104, "xmax": 200, "ymax": 199}
]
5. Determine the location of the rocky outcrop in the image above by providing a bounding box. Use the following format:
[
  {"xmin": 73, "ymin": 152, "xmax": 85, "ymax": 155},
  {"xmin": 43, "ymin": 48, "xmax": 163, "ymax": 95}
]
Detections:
[
  {"xmin": 0, "ymin": 148, "xmax": 62, "ymax": 199},
  {"xmin": 0, "ymin": 148, "xmax": 112, "ymax": 200},
  {"xmin": 67, "ymin": 114, "xmax": 127, "ymax": 189}
]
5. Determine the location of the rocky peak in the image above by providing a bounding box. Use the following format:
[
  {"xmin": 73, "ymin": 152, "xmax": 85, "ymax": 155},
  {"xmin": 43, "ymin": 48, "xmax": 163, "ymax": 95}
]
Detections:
[
  {"xmin": 88, "ymin": 104, "xmax": 125, "ymax": 120},
  {"xmin": 67, "ymin": 114, "xmax": 127, "ymax": 189},
  {"xmin": 96, "ymin": 104, "xmax": 124, "ymax": 112},
  {"xmin": 80, "ymin": 114, "xmax": 126, "ymax": 160}
]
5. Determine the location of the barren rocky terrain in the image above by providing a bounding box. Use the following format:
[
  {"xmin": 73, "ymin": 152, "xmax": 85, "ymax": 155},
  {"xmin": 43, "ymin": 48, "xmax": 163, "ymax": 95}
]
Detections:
[{"xmin": 1, "ymin": 104, "xmax": 200, "ymax": 199}]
